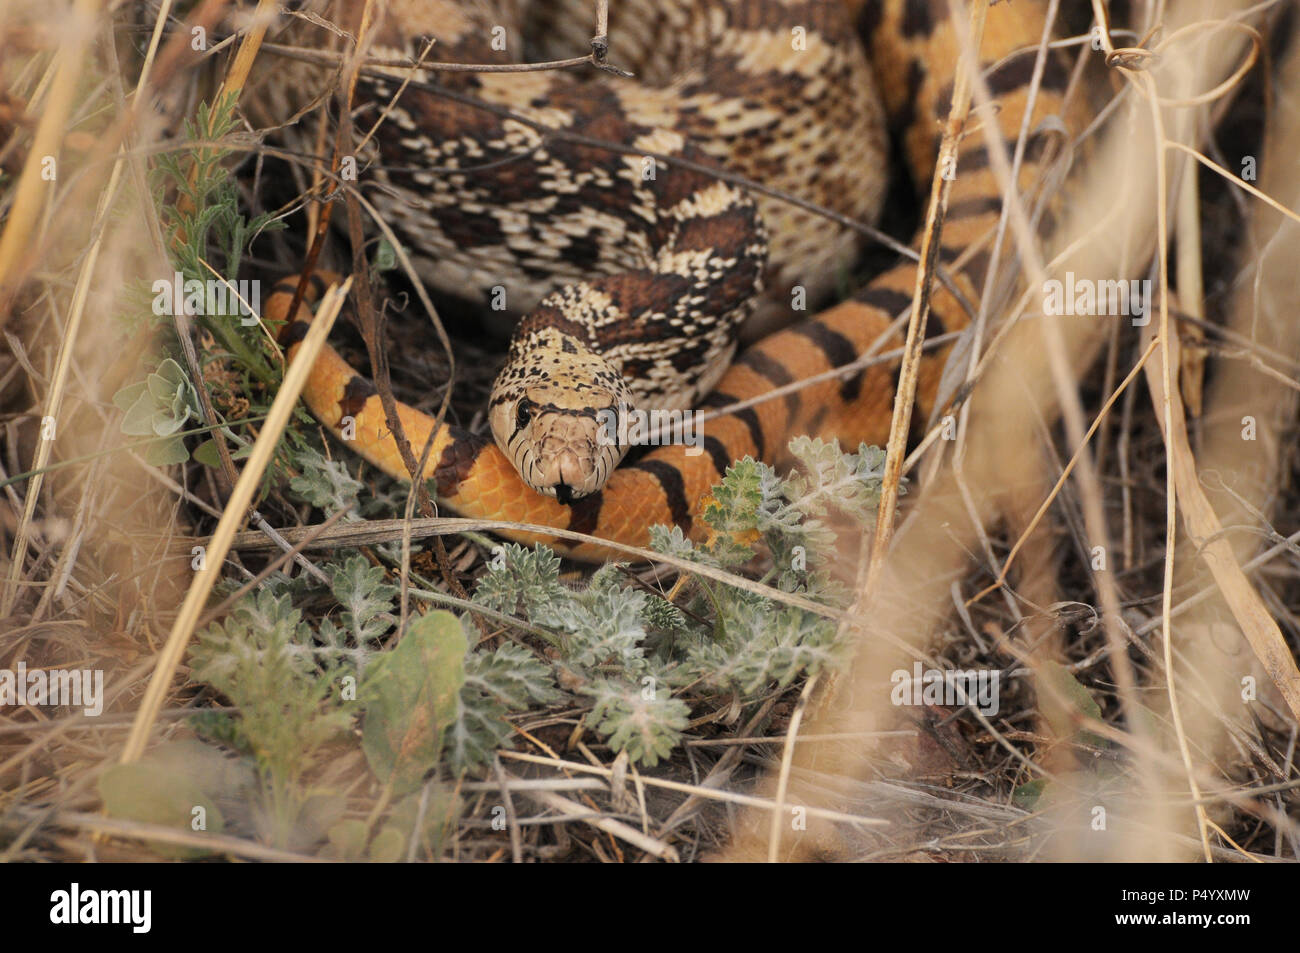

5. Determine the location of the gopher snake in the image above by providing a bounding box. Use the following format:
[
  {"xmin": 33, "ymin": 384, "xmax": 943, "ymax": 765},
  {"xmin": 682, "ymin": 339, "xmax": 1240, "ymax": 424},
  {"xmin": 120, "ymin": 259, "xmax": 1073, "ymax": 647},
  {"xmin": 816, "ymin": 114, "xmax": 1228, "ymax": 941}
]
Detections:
[{"xmin": 261, "ymin": 0, "xmax": 1078, "ymax": 560}]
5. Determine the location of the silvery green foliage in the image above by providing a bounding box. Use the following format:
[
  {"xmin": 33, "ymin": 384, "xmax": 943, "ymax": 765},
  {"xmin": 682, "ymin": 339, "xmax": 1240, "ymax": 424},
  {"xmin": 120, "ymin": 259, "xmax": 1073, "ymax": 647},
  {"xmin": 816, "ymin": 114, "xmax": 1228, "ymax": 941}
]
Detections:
[
  {"xmin": 190, "ymin": 589, "xmax": 351, "ymax": 784},
  {"xmin": 665, "ymin": 438, "xmax": 887, "ymax": 602},
  {"xmin": 784, "ymin": 437, "xmax": 888, "ymax": 518},
  {"xmin": 192, "ymin": 588, "xmax": 317, "ymax": 685},
  {"xmin": 196, "ymin": 552, "xmax": 565, "ymax": 779},
  {"xmin": 473, "ymin": 544, "xmax": 569, "ymax": 616},
  {"xmin": 313, "ymin": 556, "xmax": 398, "ymax": 675},
  {"xmin": 112, "ymin": 358, "xmax": 199, "ymax": 465},
  {"xmin": 647, "ymin": 525, "xmax": 696, "ymax": 561},
  {"xmin": 124, "ymin": 93, "xmax": 287, "ymax": 479},
  {"xmin": 583, "ymin": 678, "xmax": 690, "ymax": 769},
  {"xmin": 193, "ymin": 439, "xmax": 885, "ymax": 777},
  {"xmin": 468, "ymin": 439, "xmax": 883, "ymax": 767},
  {"xmin": 534, "ymin": 576, "xmax": 651, "ymax": 677},
  {"xmin": 288, "ymin": 446, "xmax": 364, "ymax": 516},
  {"xmin": 449, "ymin": 643, "xmax": 561, "ymax": 775},
  {"xmin": 154, "ymin": 94, "xmax": 280, "ymax": 308},
  {"xmin": 471, "ymin": 544, "xmax": 686, "ymax": 766},
  {"xmin": 770, "ymin": 437, "xmax": 888, "ymax": 600},
  {"xmin": 641, "ymin": 591, "xmax": 688, "ymax": 633},
  {"xmin": 329, "ymin": 557, "xmax": 398, "ymax": 645},
  {"xmin": 680, "ymin": 591, "xmax": 848, "ymax": 697}
]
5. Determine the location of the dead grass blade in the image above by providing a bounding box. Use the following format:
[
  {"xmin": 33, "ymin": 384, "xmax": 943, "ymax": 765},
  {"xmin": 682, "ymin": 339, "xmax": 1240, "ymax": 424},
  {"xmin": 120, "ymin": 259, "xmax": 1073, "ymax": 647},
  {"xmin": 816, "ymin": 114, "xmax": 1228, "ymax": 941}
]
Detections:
[
  {"xmin": 118, "ymin": 278, "xmax": 351, "ymax": 764},
  {"xmin": 856, "ymin": 0, "xmax": 990, "ymax": 607},
  {"xmin": 1144, "ymin": 313, "xmax": 1300, "ymax": 722},
  {"xmin": 0, "ymin": 0, "xmax": 103, "ymax": 311}
]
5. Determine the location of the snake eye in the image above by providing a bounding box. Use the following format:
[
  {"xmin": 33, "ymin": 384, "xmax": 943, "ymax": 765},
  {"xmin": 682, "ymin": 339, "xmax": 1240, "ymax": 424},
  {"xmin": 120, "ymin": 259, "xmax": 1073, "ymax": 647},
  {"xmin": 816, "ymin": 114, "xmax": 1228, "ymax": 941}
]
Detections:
[{"xmin": 515, "ymin": 400, "xmax": 533, "ymax": 428}]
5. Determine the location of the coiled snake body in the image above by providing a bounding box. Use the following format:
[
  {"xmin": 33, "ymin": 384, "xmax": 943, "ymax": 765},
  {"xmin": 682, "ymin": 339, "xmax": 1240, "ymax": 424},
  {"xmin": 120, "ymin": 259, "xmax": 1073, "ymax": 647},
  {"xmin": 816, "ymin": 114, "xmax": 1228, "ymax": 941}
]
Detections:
[{"xmin": 264, "ymin": 0, "xmax": 1077, "ymax": 561}]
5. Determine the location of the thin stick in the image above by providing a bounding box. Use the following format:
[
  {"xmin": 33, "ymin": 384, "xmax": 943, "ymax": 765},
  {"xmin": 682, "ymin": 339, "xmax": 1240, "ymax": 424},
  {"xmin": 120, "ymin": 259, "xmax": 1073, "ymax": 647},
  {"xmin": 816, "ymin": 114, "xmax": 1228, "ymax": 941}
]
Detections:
[
  {"xmin": 520, "ymin": 786, "xmax": 678, "ymax": 862},
  {"xmin": 1166, "ymin": 141, "xmax": 1300, "ymax": 226},
  {"xmin": 500, "ymin": 751, "xmax": 888, "ymax": 829},
  {"xmin": 1144, "ymin": 334, "xmax": 1300, "ymax": 723},
  {"xmin": 857, "ymin": 0, "xmax": 989, "ymax": 606},
  {"xmin": 1136, "ymin": 62, "xmax": 1213, "ymax": 861},
  {"xmin": 214, "ymin": 0, "xmax": 279, "ymax": 103},
  {"xmin": 14, "ymin": 809, "xmax": 329, "ymax": 863},
  {"xmin": 766, "ymin": 672, "xmax": 818, "ymax": 863}
]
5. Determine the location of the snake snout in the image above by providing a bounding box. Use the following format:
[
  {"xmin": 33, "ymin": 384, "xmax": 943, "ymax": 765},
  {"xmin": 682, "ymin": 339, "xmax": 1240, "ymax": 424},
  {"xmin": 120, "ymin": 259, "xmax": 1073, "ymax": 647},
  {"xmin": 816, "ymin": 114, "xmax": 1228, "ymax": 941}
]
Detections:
[{"xmin": 536, "ymin": 418, "xmax": 603, "ymax": 503}]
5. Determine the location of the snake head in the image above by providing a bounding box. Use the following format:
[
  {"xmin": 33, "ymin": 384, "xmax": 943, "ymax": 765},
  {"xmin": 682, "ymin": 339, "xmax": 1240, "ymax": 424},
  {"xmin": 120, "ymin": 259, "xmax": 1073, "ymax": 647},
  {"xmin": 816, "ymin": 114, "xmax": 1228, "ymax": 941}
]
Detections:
[{"xmin": 489, "ymin": 329, "xmax": 635, "ymax": 503}]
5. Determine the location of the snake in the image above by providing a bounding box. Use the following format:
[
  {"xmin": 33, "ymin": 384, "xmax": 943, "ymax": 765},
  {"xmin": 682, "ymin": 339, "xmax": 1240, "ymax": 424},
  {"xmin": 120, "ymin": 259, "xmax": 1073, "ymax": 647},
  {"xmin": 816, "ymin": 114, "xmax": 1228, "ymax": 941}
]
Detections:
[{"xmin": 261, "ymin": 0, "xmax": 1080, "ymax": 562}]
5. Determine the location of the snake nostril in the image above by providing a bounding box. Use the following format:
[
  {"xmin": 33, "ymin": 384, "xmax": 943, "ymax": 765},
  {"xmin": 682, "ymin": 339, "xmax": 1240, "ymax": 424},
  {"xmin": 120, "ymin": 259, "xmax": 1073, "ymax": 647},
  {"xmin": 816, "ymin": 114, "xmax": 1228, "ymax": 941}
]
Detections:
[{"xmin": 554, "ymin": 482, "xmax": 574, "ymax": 505}]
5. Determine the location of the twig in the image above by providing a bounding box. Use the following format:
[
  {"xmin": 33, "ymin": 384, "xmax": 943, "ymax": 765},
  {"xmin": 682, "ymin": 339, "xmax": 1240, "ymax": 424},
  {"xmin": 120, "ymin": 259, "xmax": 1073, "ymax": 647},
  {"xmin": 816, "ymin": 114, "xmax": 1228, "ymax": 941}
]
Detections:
[
  {"xmin": 9, "ymin": 808, "xmax": 329, "ymax": 862},
  {"xmin": 196, "ymin": 505, "xmax": 352, "ymax": 628},
  {"xmin": 500, "ymin": 751, "xmax": 888, "ymax": 830},
  {"xmin": 1100, "ymin": 0, "xmax": 1211, "ymax": 855},
  {"xmin": 855, "ymin": 0, "xmax": 989, "ymax": 609},
  {"xmin": 766, "ymin": 671, "xmax": 818, "ymax": 863}
]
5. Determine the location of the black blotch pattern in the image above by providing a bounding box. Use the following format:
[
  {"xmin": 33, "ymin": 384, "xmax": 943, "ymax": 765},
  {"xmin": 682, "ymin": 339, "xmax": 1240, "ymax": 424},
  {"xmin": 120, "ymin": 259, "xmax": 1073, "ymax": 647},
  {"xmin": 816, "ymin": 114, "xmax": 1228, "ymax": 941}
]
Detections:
[
  {"xmin": 702, "ymin": 391, "xmax": 764, "ymax": 460},
  {"xmin": 791, "ymin": 321, "xmax": 862, "ymax": 402},
  {"xmin": 628, "ymin": 459, "xmax": 692, "ymax": 532}
]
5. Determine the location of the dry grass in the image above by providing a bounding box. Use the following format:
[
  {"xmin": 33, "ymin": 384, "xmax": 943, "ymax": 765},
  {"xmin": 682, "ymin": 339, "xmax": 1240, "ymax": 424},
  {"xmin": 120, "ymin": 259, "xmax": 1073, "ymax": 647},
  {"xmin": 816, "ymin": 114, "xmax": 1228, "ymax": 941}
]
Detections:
[{"xmin": 0, "ymin": 0, "xmax": 1298, "ymax": 863}]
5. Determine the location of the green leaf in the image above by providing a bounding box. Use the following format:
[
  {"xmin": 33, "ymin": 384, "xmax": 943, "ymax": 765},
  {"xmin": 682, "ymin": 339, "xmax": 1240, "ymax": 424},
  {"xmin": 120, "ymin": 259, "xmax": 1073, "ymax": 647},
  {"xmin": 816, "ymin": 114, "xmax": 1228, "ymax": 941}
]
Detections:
[
  {"xmin": 1041, "ymin": 660, "xmax": 1104, "ymax": 743},
  {"xmin": 471, "ymin": 543, "xmax": 566, "ymax": 616},
  {"xmin": 369, "ymin": 825, "xmax": 406, "ymax": 862},
  {"xmin": 463, "ymin": 642, "xmax": 560, "ymax": 710},
  {"xmin": 704, "ymin": 457, "xmax": 767, "ymax": 534},
  {"xmin": 373, "ymin": 789, "xmax": 461, "ymax": 860},
  {"xmin": 583, "ymin": 678, "xmax": 689, "ymax": 768},
  {"xmin": 143, "ymin": 435, "xmax": 191, "ymax": 466},
  {"xmin": 150, "ymin": 407, "xmax": 187, "ymax": 437},
  {"xmin": 115, "ymin": 358, "xmax": 198, "ymax": 448},
  {"xmin": 649, "ymin": 524, "xmax": 695, "ymax": 560},
  {"xmin": 1013, "ymin": 778, "xmax": 1050, "ymax": 810},
  {"xmin": 189, "ymin": 586, "xmax": 353, "ymax": 838},
  {"xmin": 535, "ymin": 583, "xmax": 649, "ymax": 676},
  {"xmin": 448, "ymin": 642, "xmax": 561, "ymax": 775},
  {"xmin": 372, "ymin": 238, "xmax": 400, "ymax": 273},
  {"xmin": 782, "ymin": 437, "xmax": 888, "ymax": 524},
  {"xmin": 119, "ymin": 388, "xmax": 162, "ymax": 436},
  {"xmin": 193, "ymin": 438, "xmax": 223, "ymax": 467},
  {"xmin": 97, "ymin": 740, "xmax": 251, "ymax": 859},
  {"xmin": 362, "ymin": 611, "xmax": 468, "ymax": 793},
  {"xmin": 330, "ymin": 555, "xmax": 398, "ymax": 647},
  {"xmin": 112, "ymin": 381, "xmax": 147, "ymax": 413},
  {"xmin": 289, "ymin": 446, "xmax": 363, "ymax": 514},
  {"xmin": 148, "ymin": 358, "xmax": 184, "ymax": 400},
  {"xmin": 327, "ymin": 819, "xmax": 369, "ymax": 861}
]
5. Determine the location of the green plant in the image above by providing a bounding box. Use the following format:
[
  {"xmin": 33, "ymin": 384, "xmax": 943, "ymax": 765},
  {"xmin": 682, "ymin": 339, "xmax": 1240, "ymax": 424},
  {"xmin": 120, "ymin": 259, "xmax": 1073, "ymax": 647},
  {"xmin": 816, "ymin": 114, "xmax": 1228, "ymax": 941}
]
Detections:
[
  {"xmin": 188, "ymin": 588, "xmax": 352, "ymax": 849},
  {"xmin": 113, "ymin": 92, "xmax": 291, "ymax": 482},
  {"xmin": 112, "ymin": 358, "xmax": 200, "ymax": 465},
  {"xmin": 469, "ymin": 437, "xmax": 887, "ymax": 766},
  {"xmin": 164, "ymin": 437, "xmax": 886, "ymax": 857}
]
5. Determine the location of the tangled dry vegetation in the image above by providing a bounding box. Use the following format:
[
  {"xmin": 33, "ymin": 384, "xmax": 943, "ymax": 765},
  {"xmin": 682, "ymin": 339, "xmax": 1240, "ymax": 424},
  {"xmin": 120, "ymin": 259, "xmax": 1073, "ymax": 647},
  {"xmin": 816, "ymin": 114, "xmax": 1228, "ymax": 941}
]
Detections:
[{"xmin": 0, "ymin": 0, "xmax": 1298, "ymax": 863}]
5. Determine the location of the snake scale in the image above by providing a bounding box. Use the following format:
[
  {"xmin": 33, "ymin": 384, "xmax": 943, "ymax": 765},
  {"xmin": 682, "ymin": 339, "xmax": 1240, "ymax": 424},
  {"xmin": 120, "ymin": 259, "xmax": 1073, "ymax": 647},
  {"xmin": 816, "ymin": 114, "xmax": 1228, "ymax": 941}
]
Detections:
[{"xmin": 261, "ymin": 0, "xmax": 1078, "ymax": 561}]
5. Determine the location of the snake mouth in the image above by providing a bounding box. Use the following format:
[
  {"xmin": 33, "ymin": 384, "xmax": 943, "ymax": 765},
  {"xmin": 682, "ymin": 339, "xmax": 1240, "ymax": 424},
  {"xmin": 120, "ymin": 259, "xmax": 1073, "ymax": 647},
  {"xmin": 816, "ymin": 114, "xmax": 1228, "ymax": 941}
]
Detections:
[
  {"xmin": 534, "ymin": 442, "xmax": 605, "ymax": 503},
  {"xmin": 502, "ymin": 403, "xmax": 625, "ymax": 502}
]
